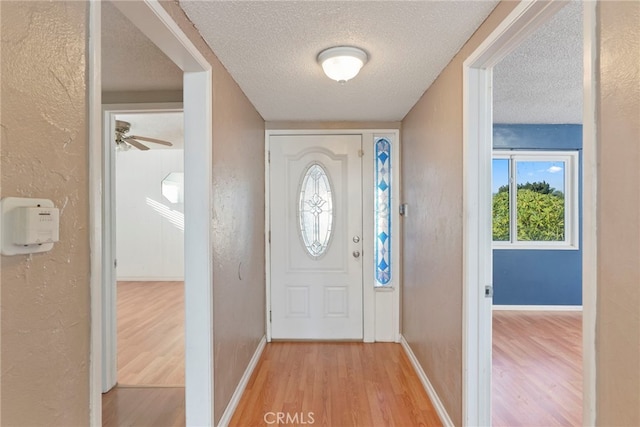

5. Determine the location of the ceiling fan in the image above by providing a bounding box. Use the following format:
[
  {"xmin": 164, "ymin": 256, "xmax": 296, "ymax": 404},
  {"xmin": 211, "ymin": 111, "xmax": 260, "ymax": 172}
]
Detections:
[{"xmin": 115, "ymin": 120, "xmax": 174, "ymax": 151}]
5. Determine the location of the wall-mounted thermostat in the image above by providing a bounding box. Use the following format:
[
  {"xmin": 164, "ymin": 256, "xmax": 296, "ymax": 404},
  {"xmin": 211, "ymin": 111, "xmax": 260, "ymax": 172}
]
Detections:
[{"xmin": 1, "ymin": 197, "xmax": 60, "ymax": 256}]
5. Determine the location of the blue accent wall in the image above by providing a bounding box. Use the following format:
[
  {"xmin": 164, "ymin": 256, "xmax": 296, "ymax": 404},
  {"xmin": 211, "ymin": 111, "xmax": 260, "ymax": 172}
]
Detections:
[{"xmin": 493, "ymin": 124, "xmax": 582, "ymax": 306}]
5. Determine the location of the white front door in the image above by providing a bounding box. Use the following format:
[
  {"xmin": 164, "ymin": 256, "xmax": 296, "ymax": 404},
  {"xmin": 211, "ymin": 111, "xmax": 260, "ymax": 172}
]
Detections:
[{"xmin": 270, "ymin": 134, "xmax": 363, "ymax": 339}]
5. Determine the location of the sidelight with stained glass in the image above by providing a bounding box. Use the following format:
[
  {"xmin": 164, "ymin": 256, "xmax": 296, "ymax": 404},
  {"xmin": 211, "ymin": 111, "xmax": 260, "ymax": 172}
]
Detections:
[{"xmin": 375, "ymin": 137, "xmax": 392, "ymax": 286}]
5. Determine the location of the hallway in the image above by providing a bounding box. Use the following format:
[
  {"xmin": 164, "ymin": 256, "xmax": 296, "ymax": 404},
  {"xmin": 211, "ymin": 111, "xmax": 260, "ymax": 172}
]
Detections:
[
  {"xmin": 2, "ymin": 1, "xmax": 638, "ymax": 425},
  {"xmin": 230, "ymin": 342, "xmax": 442, "ymax": 426}
]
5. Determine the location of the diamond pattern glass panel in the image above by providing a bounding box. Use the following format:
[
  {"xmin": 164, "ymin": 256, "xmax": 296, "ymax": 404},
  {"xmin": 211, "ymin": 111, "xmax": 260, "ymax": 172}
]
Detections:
[
  {"xmin": 375, "ymin": 138, "xmax": 391, "ymax": 286},
  {"xmin": 298, "ymin": 163, "xmax": 334, "ymax": 258}
]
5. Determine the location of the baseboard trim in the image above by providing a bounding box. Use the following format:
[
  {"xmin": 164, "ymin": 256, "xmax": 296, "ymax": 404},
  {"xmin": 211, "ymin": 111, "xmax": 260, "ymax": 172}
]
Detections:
[
  {"xmin": 217, "ymin": 336, "xmax": 267, "ymax": 427},
  {"xmin": 400, "ymin": 335, "xmax": 454, "ymax": 427},
  {"xmin": 492, "ymin": 305, "xmax": 583, "ymax": 311}
]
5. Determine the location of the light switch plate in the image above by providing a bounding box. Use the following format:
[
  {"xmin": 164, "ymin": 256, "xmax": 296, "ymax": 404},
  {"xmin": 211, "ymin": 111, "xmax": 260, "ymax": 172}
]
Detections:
[{"xmin": 1, "ymin": 197, "xmax": 56, "ymax": 256}]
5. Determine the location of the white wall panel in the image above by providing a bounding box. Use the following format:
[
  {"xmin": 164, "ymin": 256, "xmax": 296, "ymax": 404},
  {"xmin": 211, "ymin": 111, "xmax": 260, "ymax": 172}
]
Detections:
[{"xmin": 115, "ymin": 149, "xmax": 184, "ymax": 280}]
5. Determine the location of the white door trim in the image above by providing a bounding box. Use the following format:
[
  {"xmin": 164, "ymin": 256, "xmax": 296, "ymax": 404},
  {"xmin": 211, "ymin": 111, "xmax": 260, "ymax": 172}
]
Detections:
[
  {"xmin": 89, "ymin": 1, "xmax": 214, "ymax": 426},
  {"xmin": 461, "ymin": 0, "xmax": 596, "ymax": 425},
  {"xmin": 581, "ymin": 2, "xmax": 598, "ymax": 424},
  {"xmin": 265, "ymin": 129, "xmax": 401, "ymax": 343},
  {"xmin": 88, "ymin": 3, "xmax": 102, "ymax": 425}
]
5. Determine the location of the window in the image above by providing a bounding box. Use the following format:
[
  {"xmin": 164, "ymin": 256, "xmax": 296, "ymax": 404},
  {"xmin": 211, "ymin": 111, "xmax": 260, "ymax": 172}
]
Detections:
[
  {"xmin": 492, "ymin": 151, "xmax": 579, "ymax": 249},
  {"xmin": 375, "ymin": 137, "xmax": 392, "ymax": 286},
  {"xmin": 298, "ymin": 163, "xmax": 334, "ymax": 258}
]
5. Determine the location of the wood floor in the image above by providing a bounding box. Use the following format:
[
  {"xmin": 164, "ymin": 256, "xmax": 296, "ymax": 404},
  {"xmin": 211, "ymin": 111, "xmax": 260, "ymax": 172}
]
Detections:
[
  {"xmin": 102, "ymin": 386, "xmax": 185, "ymax": 427},
  {"xmin": 492, "ymin": 310, "xmax": 582, "ymax": 426},
  {"xmin": 230, "ymin": 342, "xmax": 442, "ymax": 427},
  {"xmin": 117, "ymin": 281, "xmax": 184, "ymax": 386},
  {"xmin": 104, "ymin": 281, "xmax": 583, "ymax": 426},
  {"xmin": 102, "ymin": 281, "xmax": 185, "ymax": 427}
]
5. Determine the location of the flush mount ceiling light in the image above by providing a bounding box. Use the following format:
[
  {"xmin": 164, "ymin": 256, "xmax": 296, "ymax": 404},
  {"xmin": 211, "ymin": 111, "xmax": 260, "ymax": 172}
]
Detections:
[{"xmin": 317, "ymin": 46, "xmax": 368, "ymax": 84}]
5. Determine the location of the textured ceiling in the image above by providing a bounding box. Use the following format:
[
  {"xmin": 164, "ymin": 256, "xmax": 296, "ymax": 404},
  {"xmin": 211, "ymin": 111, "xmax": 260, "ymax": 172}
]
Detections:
[
  {"xmin": 493, "ymin": 0, "xmax": 583, "ymax": 124},
  {"xmin": 102, "ymin": 0, "xmax": 583, "ymax": 124},
  {"xmin": 179, "ymin": 0, "xmax": 499, "ymax": 122}
]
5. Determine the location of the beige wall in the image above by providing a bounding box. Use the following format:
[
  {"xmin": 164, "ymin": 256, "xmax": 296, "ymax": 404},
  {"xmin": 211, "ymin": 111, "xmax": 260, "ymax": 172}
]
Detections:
[
  {"xmin": 400, "ymin": 2, "xmax": 516, "ymax": 425},
  {"xmin": 102, "ymin": 90, "xmax": 183, "ymax": 104},
  {"xmin": 1, "ymin": 0, "xmax": 265, "ymax": 425},
  {"xmin": 1, "ymin": 2, "xmax": 90, "ymax": 425},
  {"xmin": 209, "ymin": 32, "xmax": 266, "ymax": 427},
  {"xmin": 402, "ymin": 0, "xmax": 640, "ymax": 425},
  {"xmin": 267, "ymin": 121, "xmax": 401, "ymax": 130},
  {"xmin": 596, "ymin": 1, "xmax": 640, "ymax": 425},
  {"xmin": 159, "ymin": 2, "xmax": 266, "ymax": 424}
]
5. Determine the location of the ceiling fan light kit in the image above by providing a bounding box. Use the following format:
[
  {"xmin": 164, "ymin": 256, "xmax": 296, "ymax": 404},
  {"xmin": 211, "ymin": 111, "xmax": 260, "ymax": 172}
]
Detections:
[
  {"xmin": 317, "ymin": 46, "xmax": 368, "ymax": 83},
  {"xmin": 115, "ymin": 119, "xmax": 174, "ymax": 151}
]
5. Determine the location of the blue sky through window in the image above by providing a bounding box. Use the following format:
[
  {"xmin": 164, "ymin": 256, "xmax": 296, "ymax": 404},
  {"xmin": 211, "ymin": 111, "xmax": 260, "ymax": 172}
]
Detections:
[
  {"xmin": 492, "ymin": 159, "xmax": 565, "ymax": 194},
  {"xmin": 492, "ymin": 159, "xmax": 509, "ymax": 194}
]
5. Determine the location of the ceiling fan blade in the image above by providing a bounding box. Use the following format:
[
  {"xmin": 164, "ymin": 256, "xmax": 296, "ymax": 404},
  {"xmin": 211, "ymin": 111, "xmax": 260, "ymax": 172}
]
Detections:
[
  {"xmin": 129, "ymin": 135, "xmax": 173, "ymax": 147},
  {"xmin": 125, "ymin": 138, "xmax": 150, "ymax": 151}
]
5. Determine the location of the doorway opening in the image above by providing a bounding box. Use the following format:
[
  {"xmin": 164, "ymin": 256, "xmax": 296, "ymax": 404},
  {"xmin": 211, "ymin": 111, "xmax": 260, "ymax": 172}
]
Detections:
[
  {"xmin": 89, "ymin": 1, "xmax": 213, "ymax": 425},
  {"xmin": 113, "ymin": 109, "xmax": 185, "ymax": 386},
  {"xmin": 462, "ymin": 0, "xmax": 596, "ymax": 425},
  {"xmin": 490, "ymin": 2, "xmax": 584, "ymax": 424}
]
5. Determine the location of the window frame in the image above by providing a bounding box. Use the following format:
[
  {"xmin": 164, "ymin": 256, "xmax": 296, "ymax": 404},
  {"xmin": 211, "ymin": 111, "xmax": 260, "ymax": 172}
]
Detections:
[{"xmin": 492, "ymin": 150, "xmax": 579, "ymax": 250}]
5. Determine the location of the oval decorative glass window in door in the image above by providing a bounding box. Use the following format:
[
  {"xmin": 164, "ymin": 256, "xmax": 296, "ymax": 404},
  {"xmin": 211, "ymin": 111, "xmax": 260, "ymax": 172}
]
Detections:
[{"xmin": 298, "ymin": 163, "xmax": 334, "ymax": 258}]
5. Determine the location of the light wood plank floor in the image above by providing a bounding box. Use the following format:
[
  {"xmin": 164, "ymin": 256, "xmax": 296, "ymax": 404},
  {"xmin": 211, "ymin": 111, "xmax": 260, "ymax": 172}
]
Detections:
[
  {"xmin": 117, "ymin": 281, "xmax": 184, "ymax": 386},
  {"xmin": 103, "ymin": 281, "xmax": 186, "ymax": 427},
  {"xmin": 230, "ymin": 342, "xmax": 443, "ymax": 427},
  {"xmin": 105, "ymin": 282, "xmax": 583, "ymax": 426},
  {"xmin": 492, "ymin": 310, "xmax": 582, "ymax": 426}
]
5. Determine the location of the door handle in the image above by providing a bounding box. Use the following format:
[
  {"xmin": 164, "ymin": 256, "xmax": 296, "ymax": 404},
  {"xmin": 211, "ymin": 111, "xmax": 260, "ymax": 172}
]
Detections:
[{"xmin": 353, "ymin": 250, "xmax": 361, "ymax": 258}]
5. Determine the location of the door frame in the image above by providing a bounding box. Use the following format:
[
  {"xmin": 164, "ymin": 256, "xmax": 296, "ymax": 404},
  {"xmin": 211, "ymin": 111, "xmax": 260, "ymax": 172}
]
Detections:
[
  {"xmin": 265, "ymin": 129, "xmax": 401, "ymax": 343},
  {"xmin": 88, "ymin": 1, "xmax": 214, "ymax": 425},
  {"xmin": 462, "ymin": 0, "xmax": 597, "ymax": 425}
]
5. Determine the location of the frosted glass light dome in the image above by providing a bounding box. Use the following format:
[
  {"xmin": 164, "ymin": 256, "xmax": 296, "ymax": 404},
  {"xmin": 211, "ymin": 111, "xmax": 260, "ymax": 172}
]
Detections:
[{"xmin": 317, "ymin": 46, "xmax": 368, "ymax": 83}]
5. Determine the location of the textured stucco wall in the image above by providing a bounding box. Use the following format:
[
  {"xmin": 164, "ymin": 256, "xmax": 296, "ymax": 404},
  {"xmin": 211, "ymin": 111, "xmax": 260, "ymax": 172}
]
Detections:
[
  {"xmin": 0, "ymin": 1, "xmax": 90, "ymax": 426},
  {"xmin": 596, "ymin": 1, "xmax": 640, "ymax": 425},
  {"xmin": 400, "ymin": 2, "xmax": 516, "ymax": 425},
  {"xmin": 2, "ymin": 0, "xmax": 265, "ymax": 424},
  {"xmin": 159, "ymin": 2, "xmax": 266, "ymax": 424},
  {"xmin": 210, "ymin": 64, "xmax": 266, "ymax": 424}
]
